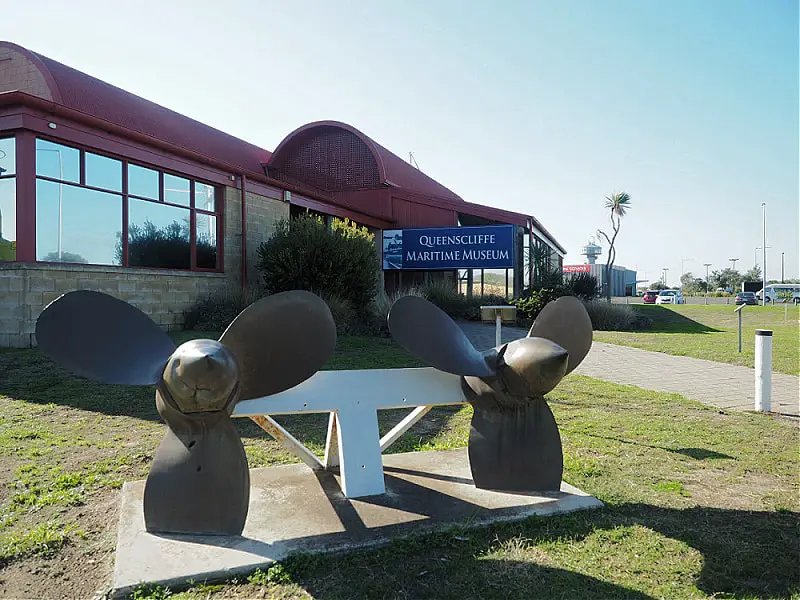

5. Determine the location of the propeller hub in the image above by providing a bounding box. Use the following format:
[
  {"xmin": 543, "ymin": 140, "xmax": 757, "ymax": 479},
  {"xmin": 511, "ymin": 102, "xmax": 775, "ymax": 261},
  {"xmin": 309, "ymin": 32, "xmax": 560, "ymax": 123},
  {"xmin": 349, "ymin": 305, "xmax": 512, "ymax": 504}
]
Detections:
[
  {"xmin": 498, "ymin": 337, "xmax": 569, "ymax": 397},
  {"xmin": 163, "ymin": 339, "xmax": 239, "ymax": 413}
]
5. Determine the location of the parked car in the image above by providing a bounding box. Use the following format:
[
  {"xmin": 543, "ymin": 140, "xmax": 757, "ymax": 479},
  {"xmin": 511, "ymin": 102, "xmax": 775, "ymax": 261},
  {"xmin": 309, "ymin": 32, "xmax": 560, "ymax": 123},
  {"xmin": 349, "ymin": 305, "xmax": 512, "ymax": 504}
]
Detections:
[
  {"xmin": 735, "ymin": 291, "xmax": 758, "ymax": 305},
  {"xmin": 756, "ymin": 284, "xmax": 800, "ymax": 304},
  {"xmin": 643, "ymin": 290, "xmax": 659, "ymax": 304},
  {"xmin": 655, "ymin": 289, "xmax": 685, "ymax": 305}
]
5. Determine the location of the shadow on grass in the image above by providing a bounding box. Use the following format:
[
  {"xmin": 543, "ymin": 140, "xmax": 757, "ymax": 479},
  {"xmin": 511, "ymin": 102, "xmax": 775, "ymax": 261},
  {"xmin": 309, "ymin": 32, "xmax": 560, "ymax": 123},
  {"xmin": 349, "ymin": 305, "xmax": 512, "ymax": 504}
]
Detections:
[
  {"xmin": 282, "ymin": 503, "xmax": 798, "ymax": 599},
  {"xmin": 629, "ymin": 305, "xmax": 721, "ymax": 334},
  {"xmin": 584, "ymin": 433, "xmax": 735, "ymax": 460}
]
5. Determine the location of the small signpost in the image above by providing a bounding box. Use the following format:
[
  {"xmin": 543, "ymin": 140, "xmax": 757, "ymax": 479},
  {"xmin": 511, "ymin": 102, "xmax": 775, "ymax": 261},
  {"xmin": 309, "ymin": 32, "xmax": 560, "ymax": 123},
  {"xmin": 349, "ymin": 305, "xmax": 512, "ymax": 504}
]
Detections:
[{"xmin": 734, "ymin": 304, "xmax": 745, "ymax": 352}]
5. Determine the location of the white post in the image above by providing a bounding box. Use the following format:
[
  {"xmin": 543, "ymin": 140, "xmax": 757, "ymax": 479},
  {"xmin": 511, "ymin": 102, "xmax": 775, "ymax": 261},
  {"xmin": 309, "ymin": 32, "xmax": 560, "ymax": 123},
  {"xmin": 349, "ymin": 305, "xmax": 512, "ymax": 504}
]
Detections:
[
  {"xmin": 754, "ymin": 330, "xmax": 772, "ymax": 412},
  {"xmin": 495, "ymin": 311, "xmax": 502, "ymax": 347}
]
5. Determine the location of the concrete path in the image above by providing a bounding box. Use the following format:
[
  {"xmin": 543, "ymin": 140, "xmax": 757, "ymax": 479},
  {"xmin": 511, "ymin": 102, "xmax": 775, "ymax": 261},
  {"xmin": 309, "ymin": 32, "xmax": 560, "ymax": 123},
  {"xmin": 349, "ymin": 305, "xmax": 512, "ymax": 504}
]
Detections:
[{"xmin": 459, "ymin": 321, "xmax": 800, "ymax": 418}]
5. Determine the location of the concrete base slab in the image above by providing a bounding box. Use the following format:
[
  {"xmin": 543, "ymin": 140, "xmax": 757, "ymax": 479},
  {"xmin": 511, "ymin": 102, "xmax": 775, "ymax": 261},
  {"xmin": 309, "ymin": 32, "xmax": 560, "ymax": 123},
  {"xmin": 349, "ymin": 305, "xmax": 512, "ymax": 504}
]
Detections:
[{"xmin": 113, "ymin": 448, "xmax": 602, "ymax": 597}]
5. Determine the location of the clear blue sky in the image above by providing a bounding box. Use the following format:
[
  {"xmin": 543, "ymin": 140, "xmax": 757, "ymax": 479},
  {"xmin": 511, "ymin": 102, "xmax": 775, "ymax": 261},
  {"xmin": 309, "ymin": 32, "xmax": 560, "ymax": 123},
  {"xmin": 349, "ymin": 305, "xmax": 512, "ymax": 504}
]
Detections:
[{"xmin": 3, "ymin": 0, "xmax": 798, "ymax": 284}]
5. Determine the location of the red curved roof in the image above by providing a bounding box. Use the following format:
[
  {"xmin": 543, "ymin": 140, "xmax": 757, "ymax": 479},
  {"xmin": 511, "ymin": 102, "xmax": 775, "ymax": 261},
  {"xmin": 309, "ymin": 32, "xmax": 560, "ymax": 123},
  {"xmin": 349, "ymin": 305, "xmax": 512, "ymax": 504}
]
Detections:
[
  {"xmin": 269, "ymin": 120, "xmax": 463, "ymax": 202},
  {"xmin": 0, "ymin": 42, "xmax": 272, "ymax": 174}
]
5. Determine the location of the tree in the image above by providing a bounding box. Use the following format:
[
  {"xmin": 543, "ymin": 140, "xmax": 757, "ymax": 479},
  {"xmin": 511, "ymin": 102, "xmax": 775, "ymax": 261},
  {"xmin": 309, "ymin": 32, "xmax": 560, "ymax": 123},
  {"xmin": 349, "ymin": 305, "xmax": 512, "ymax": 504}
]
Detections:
[
  {"xmin": 650, "ymin": 281, "xmax": 668, "ymax": 291},
  {"xmin": 41, "ymin": 251, "xmax": 88, "ymax": 264},
  {"xmin": 680, "ymin": 272, "xmax": 705, "ymax": 295},
  {"xmin": 742, "ymin": 265, "xmax": 762, "ymax": 282},
  {"xmin": 709, "ymin": 268, "xmax": 742, "ymax": 292},
  {"xmin": 596, "ymin": 191, "xmax": 632, "ymax": 301}
]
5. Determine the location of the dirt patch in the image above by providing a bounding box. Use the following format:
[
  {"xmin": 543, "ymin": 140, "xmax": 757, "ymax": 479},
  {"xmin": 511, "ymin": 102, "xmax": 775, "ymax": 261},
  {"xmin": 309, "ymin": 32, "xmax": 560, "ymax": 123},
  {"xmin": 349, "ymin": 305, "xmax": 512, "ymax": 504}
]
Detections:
[{"xmin": 0, "ymin": 490, "xmax": 119, "ymax": 600}]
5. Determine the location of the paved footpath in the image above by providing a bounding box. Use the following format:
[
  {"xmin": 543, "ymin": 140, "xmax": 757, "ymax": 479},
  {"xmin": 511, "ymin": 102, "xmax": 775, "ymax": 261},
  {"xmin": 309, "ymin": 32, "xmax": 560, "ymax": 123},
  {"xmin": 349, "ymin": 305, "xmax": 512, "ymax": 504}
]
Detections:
[{"xmin": 459, "ymin": 322, "xmax": 800, "ymax": 418}]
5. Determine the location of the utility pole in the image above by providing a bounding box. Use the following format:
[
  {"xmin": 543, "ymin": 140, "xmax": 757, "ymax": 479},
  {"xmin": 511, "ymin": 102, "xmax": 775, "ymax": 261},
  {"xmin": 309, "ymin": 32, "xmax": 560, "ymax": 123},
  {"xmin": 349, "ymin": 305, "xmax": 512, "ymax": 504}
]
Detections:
[
  {"xmin": 761, "ymin": 202, "xmax": 767, "ymax": 306},
  {"xmin": 781, "ymin": 252, "xmax": 785, "ymax": 283},
  {"xmin": 704, "ymin": 263, "xmax": 711, "ymax": 305}
]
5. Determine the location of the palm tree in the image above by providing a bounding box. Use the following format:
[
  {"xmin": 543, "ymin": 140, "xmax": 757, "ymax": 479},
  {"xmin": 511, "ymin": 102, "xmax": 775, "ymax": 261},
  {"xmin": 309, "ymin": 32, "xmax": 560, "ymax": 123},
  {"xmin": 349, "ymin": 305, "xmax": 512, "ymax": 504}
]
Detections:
[{"xmin": 596, "ymin": 191, "xmax": 632, "ymax": 301}]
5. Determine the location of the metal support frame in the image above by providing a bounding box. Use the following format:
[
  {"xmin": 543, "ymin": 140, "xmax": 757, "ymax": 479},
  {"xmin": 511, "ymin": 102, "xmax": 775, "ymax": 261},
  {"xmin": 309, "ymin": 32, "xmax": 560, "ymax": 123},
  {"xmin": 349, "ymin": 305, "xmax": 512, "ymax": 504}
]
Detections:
[{"xmin": 234, "ymin": 368, "xmax": 468, "ymax": 498}]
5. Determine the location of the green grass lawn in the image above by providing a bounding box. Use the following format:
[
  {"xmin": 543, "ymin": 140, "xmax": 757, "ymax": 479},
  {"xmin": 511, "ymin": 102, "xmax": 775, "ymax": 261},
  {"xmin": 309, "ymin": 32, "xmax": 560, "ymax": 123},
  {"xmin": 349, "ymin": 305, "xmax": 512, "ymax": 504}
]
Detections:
[
  {"xmin": 594, "ymin": 303, "xmax": 800, "ymax": 375},
  {"xmin": 0, "ymin": 335, "xmax": 797, "ymax": 599}
]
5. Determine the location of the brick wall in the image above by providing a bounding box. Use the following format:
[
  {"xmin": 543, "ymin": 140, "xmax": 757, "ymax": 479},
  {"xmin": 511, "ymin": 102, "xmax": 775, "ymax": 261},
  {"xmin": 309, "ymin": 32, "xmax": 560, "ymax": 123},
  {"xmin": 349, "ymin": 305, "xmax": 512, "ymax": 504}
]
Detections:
[
  {"xmin": 223, "ymin": 186, "xmax": 289, "ymax": 286},
  {"xmin": 0, "ymin": 46, "xmax": 53, "ymax": 100},
  {"xmin": 0, "ymin": 263, "xmax": 230, "ymax": 348},
  {"xmin": 0, "ymin": 187, "xmax": 288, "ymax": 348}
]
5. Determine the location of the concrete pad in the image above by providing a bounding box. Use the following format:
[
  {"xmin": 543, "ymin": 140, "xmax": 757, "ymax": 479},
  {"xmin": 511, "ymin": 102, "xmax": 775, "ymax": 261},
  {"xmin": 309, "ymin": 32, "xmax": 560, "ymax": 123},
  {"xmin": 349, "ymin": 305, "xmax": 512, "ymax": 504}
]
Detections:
[{"xmin": 113, "ymin": 448, "xmax": 602, "ymax": 598}]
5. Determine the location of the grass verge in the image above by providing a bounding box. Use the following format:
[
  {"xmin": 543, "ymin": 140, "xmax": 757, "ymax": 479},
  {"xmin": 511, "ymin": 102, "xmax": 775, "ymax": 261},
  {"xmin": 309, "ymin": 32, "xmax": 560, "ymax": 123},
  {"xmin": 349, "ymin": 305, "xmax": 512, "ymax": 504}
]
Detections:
[
  {"xmin": 0, "ymin": 334, "xmax": 797, "ymax": 599},
  {"xmin": 594, "ymin": 303, "xmax": 800, "ymax": 375}
]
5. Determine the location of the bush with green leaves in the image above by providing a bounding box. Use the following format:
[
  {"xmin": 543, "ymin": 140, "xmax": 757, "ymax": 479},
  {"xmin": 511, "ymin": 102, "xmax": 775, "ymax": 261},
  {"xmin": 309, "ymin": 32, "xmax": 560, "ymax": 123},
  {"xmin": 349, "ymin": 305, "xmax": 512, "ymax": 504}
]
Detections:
[
  {"xmin": 256, "ymin": 214, "xmax": 379, "ymax": 328},
  {"xmin": 184, "ymin": 286, "xmax": 265, "ymax": 332},
  {"xmin": 511, "ymin": 288, "xmax": 565, "ymax": 320},
  {"xmin": 564, "ymin": 273, "xmax": 599, "ymax": 300},
  {"xmin": 581, "ymin": 300, "xmax": 652, "ymax": 331},
  {"xmin": 418, "ymin": 279, "xmax": 505, "ymax": 321}
]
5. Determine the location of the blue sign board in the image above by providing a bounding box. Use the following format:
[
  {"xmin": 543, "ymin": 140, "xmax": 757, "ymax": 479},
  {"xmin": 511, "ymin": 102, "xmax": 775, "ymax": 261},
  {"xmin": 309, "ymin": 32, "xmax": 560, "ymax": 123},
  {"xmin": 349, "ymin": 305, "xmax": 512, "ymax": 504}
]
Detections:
[{"xmin": 382, "ymin": 225, "xmax": 515, "ymax": 270}]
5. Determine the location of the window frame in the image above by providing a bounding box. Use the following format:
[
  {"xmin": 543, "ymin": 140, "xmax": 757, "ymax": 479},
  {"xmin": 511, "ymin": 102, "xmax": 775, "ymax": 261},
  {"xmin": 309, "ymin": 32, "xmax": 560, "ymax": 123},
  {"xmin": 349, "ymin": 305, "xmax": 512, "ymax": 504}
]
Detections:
[
  {"xmin": 0, "ymin": 136, "xmax": 17, "ymax": 261},
  {"xmin": 31, "ymin": 135, "xmax": 223, "ymax": 273}
]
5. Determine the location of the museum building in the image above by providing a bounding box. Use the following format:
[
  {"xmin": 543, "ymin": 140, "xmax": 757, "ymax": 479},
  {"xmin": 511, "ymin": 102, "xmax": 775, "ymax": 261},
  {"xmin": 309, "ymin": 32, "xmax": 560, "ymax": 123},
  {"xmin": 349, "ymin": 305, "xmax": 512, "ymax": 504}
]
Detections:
[{"xmin": 0, "ymin": 41, "xmax": 565, "ymax": 348}]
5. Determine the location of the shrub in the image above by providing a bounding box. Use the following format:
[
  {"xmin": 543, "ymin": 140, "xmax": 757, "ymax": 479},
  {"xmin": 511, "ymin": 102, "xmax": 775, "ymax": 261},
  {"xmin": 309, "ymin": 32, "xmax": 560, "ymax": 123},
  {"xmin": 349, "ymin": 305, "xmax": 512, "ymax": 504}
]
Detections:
[
  {"xmin": 368, "ymin": 287, "xmax": 424, "ymax": 336},
  {"xmin": 581, "ymin": 300, "xmax": 652, "ymax": 331},
  {"xmin": 184, "ymin": 286, "xmax": 265, "ymax": 332},
  {"xmin": 512, "ymin": 288, "xmax": 565, "ymax": 320},
  {"xmin": 256, "ymin": 214, "xmax": 379, "ymax": 312},
  {"xmin": 417, "ymin": 280, "xmax": 506, "ymax": 321},
  {"xmin": 564, "ymin": 273, "xmax": 599, "ymax": 300}
]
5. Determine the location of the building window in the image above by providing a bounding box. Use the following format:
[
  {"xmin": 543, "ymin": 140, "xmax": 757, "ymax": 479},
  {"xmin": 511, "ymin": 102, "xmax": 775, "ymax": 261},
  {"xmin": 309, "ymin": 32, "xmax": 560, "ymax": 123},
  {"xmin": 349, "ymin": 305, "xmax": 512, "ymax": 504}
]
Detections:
[
  {"xmin": 34, "ymin": 138, "xmax": 221, "ymax": 271},
  {"xmin": 0, "ymin": 137, "xmax": 15, "ymax": 261}
]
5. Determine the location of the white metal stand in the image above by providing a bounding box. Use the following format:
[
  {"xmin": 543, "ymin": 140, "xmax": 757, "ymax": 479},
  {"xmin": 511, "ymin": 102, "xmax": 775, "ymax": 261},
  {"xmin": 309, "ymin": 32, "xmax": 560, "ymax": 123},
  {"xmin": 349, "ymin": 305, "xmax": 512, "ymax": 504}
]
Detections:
[
  {"xmin": 234, "ymin": 368, "xmax": 467, "ymax": 498},
  {"xmin": 480, "ymin": 305, "xmax": 518, "ymax": 348}
]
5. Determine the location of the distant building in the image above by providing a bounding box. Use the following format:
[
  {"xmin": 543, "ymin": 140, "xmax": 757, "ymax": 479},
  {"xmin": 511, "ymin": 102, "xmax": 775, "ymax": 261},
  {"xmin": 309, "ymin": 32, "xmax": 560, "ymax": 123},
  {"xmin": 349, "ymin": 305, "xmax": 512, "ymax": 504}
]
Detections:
[{"xmin": 562, "ymin": 263, "xmax": 637, "ymax": 296}]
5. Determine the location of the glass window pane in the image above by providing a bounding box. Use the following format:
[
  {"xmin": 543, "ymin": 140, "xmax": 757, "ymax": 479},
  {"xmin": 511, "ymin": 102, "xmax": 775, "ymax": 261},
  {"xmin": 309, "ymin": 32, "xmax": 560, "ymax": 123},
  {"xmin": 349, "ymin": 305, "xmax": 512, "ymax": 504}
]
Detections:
[
  {"xmin": 164, "ymin": 174, "xmax": 190, "ymax": 206},
  {"xmin": 36, "ymin": 139, "xmax": 80, "ymax": 183},
  {"xmin": 86, "ymin": 153, "xmax": 122, "ymax": 192},
  {"xmin": 0, "ymin": 138, "xmax": 15, "ymax": 177},
  {"xmin": 36, "ymin": 179, "xmax": 122, "ymax": 265},
  {"xmin": 195, "ymin": 213, "xmax": 217, "ymax": 269},
  {"xmin": 128, "ymin": 164, "xmax": 159, "ymax": 199},
  {"xmin": 194, "ymin": 182, "xmax": 215, "ymax": 212},
  {"xmin": 0, "ymin": 179, "xmax": 16, "ymax": 261},
  {"xmin": 128, "ymin": 198, "xmax": 190, "ymax": 269}
]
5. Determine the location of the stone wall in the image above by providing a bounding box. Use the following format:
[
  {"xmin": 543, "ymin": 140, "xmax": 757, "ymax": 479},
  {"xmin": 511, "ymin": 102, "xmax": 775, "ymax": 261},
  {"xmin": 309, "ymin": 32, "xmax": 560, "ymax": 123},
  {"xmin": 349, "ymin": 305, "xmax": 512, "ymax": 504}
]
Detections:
[
  {"xmin": 0, "ymin": 263, "xmax": 228, "ymax": 348},
  {"xmin": 0, "ymin": 186, "xmax": 288, "ymax": 348},
  {"xmin": 223, "ymin": 186, "xmax": 288, "ymax": 286}
]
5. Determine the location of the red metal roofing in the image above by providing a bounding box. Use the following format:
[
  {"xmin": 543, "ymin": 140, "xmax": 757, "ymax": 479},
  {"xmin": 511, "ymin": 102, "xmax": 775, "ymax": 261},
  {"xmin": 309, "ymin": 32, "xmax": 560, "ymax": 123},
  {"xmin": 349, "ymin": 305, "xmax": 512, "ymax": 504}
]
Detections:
[
  {"xmin": 1, "ymin": 41, "xmax": 565, "ymax": 252},
  {"xmin": 269, "ymin": 121, "xmax": 464, "ymax": 203},
  {"xmin": 0, "ymin": 42, "xmax": 272, "ymax": 175}
]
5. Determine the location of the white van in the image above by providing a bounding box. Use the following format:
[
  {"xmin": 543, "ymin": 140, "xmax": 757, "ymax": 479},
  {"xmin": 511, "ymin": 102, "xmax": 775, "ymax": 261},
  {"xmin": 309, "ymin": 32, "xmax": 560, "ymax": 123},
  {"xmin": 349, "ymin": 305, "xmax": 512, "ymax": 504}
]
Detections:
[{"xmin": 756, "ymin": 284, "xmax": 800, "ymax": 304}]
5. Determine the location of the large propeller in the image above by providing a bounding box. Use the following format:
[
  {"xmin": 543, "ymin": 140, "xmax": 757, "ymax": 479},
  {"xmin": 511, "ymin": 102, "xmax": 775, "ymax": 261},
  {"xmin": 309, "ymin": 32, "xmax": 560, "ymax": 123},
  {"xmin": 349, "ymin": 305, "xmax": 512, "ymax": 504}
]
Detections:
[
  {"xmin": 528, "ymin": 295, "xmax": 592, "ymax": 374},
  {"xmin": 35, "ymin": 291, "xmax": 177, "ymax": 386},
  {"xmin": 388, "ymin": 295, "xmax": 494, "ymax": 377},
  {"xmin": 388, "ymin": 294, "xmax": 592, "ymax": 378},
  {"xmin": 36, "ymin": 290, "xmax": 337, "ymax": 400}
]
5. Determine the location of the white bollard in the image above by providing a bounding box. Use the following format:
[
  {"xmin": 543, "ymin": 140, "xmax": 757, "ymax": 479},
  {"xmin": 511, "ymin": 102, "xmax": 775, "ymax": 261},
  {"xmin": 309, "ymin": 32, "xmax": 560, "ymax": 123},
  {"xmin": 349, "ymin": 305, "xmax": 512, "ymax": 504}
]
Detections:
[
  {"xmin": 495, "ymin": 312, "xmax": 502, "ymax": 347},
  {"xmin": 754, "ymin": 329, "xmax": 772, "ymax": 412}
]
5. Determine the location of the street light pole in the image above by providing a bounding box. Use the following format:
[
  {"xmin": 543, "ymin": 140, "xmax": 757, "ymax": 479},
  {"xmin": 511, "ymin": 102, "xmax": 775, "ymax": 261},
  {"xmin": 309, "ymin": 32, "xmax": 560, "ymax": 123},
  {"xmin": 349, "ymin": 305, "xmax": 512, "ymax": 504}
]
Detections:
[
  {"xmin": 704, "ymin": 263, "xmax": 711, "ymax": 305},
  {"xmin": 662, "ymin": 268, "xmax": 669, "ymax": 288},
  {"xmin": 781, "ymin": 252, "xmax": 785, "ymax": 283},
  {"xmin": 761, "ymin": 202, "xmax": 767, "ymax": 306}
]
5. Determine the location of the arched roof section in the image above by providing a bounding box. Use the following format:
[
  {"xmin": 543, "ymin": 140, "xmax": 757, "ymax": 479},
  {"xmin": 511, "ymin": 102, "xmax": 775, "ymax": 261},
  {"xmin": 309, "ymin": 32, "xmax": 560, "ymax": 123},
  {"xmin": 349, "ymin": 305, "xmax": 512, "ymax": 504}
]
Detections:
[
  {"xmin": 0, "ymin": 41, "xmax": 271, "ymax": 174},
  {"xmin": 268, "ymin": 121, "xmax": 387, "ymax": 191},
  {"xmin": 269, "ymin": 120, "xmax": 463, "ymax": 201}
]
